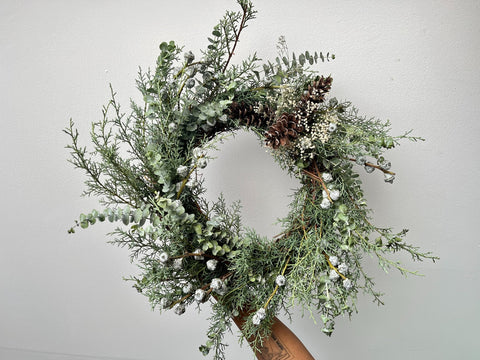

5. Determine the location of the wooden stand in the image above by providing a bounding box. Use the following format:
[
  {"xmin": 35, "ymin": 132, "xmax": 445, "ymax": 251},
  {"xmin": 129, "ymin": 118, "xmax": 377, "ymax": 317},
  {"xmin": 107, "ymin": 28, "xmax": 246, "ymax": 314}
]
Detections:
[{"xmin": 232, "ymin": 313, "xmax": 315, "ymax": 360}]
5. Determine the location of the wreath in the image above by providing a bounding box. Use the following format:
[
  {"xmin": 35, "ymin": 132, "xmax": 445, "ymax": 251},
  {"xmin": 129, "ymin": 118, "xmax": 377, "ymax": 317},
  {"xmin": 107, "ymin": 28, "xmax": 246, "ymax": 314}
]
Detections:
[{"xmin": 65, "ymin": 1, "xmax": 436, "ymax": 358}]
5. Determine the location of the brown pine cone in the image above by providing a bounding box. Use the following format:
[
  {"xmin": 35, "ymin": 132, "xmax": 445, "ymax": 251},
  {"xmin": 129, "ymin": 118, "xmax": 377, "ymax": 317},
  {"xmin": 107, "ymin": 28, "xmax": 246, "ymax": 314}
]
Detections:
[
  {"xmin": 265, "ymin": 113, "xmax": 304, "ymax": 149},
  {"xmin": 228, "ymin": 101, "xmax": 274, "ymax": 128},
  {"xmin": 301, "ymin": 76, "xmax": 333, "ymax": 103}
]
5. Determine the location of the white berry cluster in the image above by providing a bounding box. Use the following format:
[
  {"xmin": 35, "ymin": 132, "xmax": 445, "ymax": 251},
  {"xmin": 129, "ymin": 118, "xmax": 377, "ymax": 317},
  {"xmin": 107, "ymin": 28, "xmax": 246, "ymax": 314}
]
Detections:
[
  {"xmin": 252, "ymin": 308, "xmax": 266, "ymax": 326},
  {"xmin": 327, "ymin": 256, "xmax": 353, "ymax": 291},
  {"xmin": 319, "ymin": 173, "xmax": 341, "ymax": 209}
]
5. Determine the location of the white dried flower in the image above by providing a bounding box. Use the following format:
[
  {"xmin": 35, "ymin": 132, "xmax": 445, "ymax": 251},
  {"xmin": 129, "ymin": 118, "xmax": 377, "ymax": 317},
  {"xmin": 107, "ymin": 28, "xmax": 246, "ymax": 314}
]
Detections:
[
  {"xmin": 328, "ymin": 123, "xmax": 337, "ymax": 132},
  {"xmin": 206, "ymin": 259, "xmax": 218, "ymax": 271},
  {"xmin": 219, "ymin": 114, "xmax": 228, "ymax": 123},
  {"xmin": 329, "ymin": 269, "xmax": 340, "ymax": 281},
  {"xmin": 343, "ymin": 278, "xmax": 353, "ymax": 290},
  {"xmin": 320, "ymin": 198, "xmax": 331, "ymax": 209},
  {"xmin": 322, "ymin": 173, "xmax": 333, "ymax": 183},
  {"xmin": 275, "ymin": 274, "xmax": 286, "ymax": 286},
  {"xmin": 338, "ymin": 263, "xmax": 349, "ymax": 274},
  {"xmin": 182, "ymin": 283, "xmax": 193, "ymax": 294},
  {"xmin": 174, "ymin": 303, "xmax": 186, "ymax": 315},
  {"xmin": 159, "ymin": 252, "xmax": 169, "ymax": 264},
  {"xmin": 329, "ymin": 189, "xmax": 340, "ymax": 201},
  {"xmin": 193, "ymin": 249, "xmax": 204, "ymax": 260},
  {"xmin": 329, "ymin": 256, "xmax": 339, "ymax": 267},
  {"xmin": 194, "ymin": 289, "xmax": 206, "ymax": 302},
  {"xmin": 168, "ymin": 122, "xmax": 177, "ymax": 131},
  {"xmin": 210, "ymin": 278, "xmax": 223, "ymax": 290},
  {"xmin": 176, "ymin": 165, "xmax": 189, "ymax": 178}
]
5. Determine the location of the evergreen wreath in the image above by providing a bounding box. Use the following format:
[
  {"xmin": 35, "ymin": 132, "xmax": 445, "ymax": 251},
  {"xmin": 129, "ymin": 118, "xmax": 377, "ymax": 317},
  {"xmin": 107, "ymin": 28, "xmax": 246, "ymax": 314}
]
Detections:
[{"xmin": 65, "ymin": 1, "xmax": 437, "ymax": 358}]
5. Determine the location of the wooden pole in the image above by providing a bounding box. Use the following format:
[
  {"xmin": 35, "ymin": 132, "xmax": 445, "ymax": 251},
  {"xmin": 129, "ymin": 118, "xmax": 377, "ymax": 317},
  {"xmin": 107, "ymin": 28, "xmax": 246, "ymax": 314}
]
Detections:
[{"xmin": 232, "ymin": 313, "xmax": 315, "ymax": 360}]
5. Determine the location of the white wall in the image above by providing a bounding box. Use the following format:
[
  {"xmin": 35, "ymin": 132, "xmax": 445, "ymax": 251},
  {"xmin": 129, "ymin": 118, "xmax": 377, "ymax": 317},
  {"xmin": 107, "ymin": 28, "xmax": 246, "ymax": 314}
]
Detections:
[{"xmin": 1, "ymin": 0, "xmax": 479, "ymax": 359}]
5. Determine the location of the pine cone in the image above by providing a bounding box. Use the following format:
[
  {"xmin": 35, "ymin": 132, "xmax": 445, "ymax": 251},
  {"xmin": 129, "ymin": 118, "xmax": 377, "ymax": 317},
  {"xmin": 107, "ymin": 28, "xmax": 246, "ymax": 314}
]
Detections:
[
  {"xmin": 301, "ymin": 76, "xmax": 333, "ymax": 103},
  {"xmin": 265, "ymin": 113, "xmax": 304, "ymax": 149},
  {"xmin": 228, "ymin": 101, "xmax": 274, "ymax": 128}
]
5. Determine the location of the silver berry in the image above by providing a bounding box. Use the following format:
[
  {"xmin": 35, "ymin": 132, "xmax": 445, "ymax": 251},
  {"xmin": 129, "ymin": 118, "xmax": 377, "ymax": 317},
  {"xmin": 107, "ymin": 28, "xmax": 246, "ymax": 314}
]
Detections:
[
  {"xmin": 338, "ymin": 263, "xmax": 349, "ymax": 274},
  {"xmin": 194, "ymin": 289, "xmax": 206, "ymax": 302},
  {"xmin": 329, "ymin": 269, "xmax": 340, "ymax": 281},
  {"xmin": 275, "ymin": 274, "xmax": 286, "ymax": 286},
  {"xmin": 159, "ymin": 252, "xmax": 169, "ymax": 264},
  {"xmin": 320, "ymin": 198, "xmax": 331, "ymax": 209},
  {"xmin": 384, "ymin": 173, "xmax": 395, "ymax": 184},
  {"xmin": 174, "ymin": 303, "xmax": 186, "ymax": 315},
  {"xmin": 364, "ymin": 165, "xmax": 375, "ymax": 173},
  {"xmin": 343, "ymin": 278, "xmax": 353, "ymax": 290},
  {"xmin": 322, "ymin": 172, "xmax": 333, "ymax": 183},
  {"xmin": 329, "ymin": 256, "xmax": 339, "ymax": 267},
  {"xmin": 206, "ymin": 259, "xmax": 218, "ymax": 271}
]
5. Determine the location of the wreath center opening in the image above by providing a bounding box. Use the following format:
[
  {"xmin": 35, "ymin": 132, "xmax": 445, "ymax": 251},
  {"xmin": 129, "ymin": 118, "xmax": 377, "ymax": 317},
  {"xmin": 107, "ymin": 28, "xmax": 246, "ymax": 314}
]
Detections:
[{"xmin": 200, "ymin": 130, "xmax": 301, "ymax": 239}]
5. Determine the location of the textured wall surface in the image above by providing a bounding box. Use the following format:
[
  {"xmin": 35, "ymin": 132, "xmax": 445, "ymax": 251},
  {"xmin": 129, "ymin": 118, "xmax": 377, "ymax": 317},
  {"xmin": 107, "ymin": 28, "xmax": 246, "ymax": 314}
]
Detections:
[{"xmin": 1, "ymin": 0, "xmax": 479, "ymax": 359}]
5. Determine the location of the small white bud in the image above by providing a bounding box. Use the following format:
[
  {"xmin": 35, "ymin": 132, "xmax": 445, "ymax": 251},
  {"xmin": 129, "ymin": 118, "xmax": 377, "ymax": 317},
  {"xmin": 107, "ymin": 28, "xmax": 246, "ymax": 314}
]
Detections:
[
  {"xmin": 256, "ymin": 308, "xmax": 266, "ymax": 320},
  {"xmin": 322, "ymin": 173, "xmax": 333, "ymax": 183},
  {"xmin": 328, "ymin": 123, "xmax": 337, "ymax": 132},
  {"xmin": 356, "ymin": 156, "xmax": 367, "ymax": 165},
  {"xmin": 206, "ymin": 259, "xmax": 218, "ymax": 271},
  {"xmin": 320, "ymin": 198, "xmax": 331, "ymax": 209},
  {"xmin": 343, "ymin": 278, "xmax": 353, "ymax": 290},
  {"xmin": 384, "ymin": 173, "xmax": 395, "ymax": 184},
  {"xmin": 174, "ymin": 303, "xmax": 186, "ymax": 315},
  {"xmin": 329, "ymin": 189, "xmax": 340, "ymax": 201},
  {"xmin": 182, "ymin": 283, "xmax": 193, "ymax": 294},
  {"xmin": 215, "ymin": 284, "xmax": 228, "ymax": 296},
  {"xmin": 252, "ymin": 313, "xmax": 262, "ymax": 326},
  {"xmin": 176, "ymin": 165, "xmax": 189, "ymax": 178},
  {"xmin": 197, "ymin": 158, "xmax": 208, "ymax": 169},
  {"xmin": 210, "ymin": 278, "xmax": 223, "ymax": 290},
  {"xmin": 364, "ymin": 164, "xmax": 375, "ymax": 173},
  {"xmin": 338, "ymin": 263, "xmax": 349, "ymax": 274},
  {"xmin": 192, "ymin": 148, "xmax": 206, "ymax": 159},
  {"xmin": 380, "ymin": 160, "xmax": 391, "ymax": 171},
  {"xmin": 159, "ymin": 252, "xmax": 169, "ymax": 264},
  {"xmin": 194, "ymin": 289, "xmax": 206, "ymax": 302},
  {"xmin": 275, "ymin": 274, "xmax": 286, "ymax": 286},
  {"xmin": 175, "ymin": 181, "xmax": 182, "ymax": 192},
  {"xmin": 193, "ymin": 249, "xmax": 204, "ymax": 260},
  {"xmin": 173, "ymin": 258, "xmax": 183, "ymax": 270},
  {"xmin": 168, "ymin": 122, "xmax": 177, "ymax": 131},
  {"xmin": 329, "ymin": 256, "xmax": 339, "ymax": 267},
  {"xmin": 160, "ymin": 298, "xmax": 170, "ymax": 309},
  {"xmin": 329, "ymin": 269, "xmax": 340, "ymax": 281},
  {"xmin": 185, "ymin": 78, "xmax": 195, "ymax": 88}
]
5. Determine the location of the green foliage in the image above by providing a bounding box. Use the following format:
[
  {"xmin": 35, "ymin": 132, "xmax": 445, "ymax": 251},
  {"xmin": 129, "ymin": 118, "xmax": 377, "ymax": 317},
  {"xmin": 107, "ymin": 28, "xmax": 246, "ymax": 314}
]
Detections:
[{"xmin": 65, "ymin": 1, "xmax": 436, "ymax": 359}]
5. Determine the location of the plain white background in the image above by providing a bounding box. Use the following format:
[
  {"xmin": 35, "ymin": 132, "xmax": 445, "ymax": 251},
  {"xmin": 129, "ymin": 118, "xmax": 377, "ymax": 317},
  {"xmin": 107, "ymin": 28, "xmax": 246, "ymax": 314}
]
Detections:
[{"xmin": 1, "ymin": 0, "xmax": 479, "ymax": 359}]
